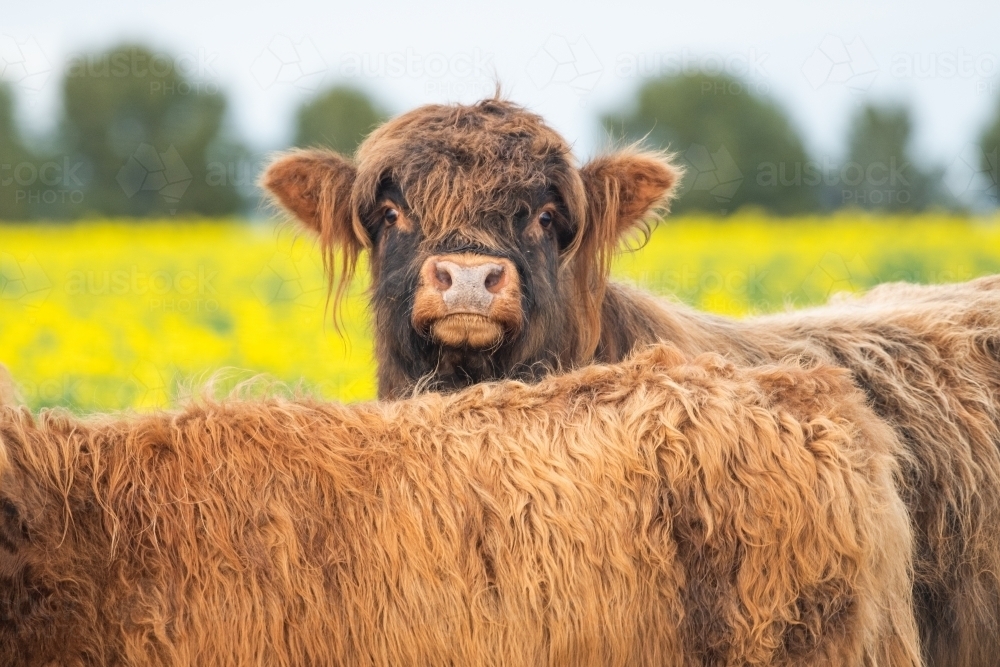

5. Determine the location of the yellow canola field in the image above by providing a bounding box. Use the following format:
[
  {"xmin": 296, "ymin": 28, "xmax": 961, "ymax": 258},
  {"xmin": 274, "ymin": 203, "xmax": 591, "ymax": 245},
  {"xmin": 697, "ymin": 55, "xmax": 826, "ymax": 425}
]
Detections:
[{"xmin": 2, "ymin": 214, "xmax": 999, "ymax": 412}]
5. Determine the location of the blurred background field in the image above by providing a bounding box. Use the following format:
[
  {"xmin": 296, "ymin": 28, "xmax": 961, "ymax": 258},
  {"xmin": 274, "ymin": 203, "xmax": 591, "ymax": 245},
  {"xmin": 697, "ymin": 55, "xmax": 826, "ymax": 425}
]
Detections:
[
  {"xmin": 3, "ymin": 214, "xmax": 998, "ymax": 412},
  {"xmin": 3, "ymin": 2, "xmax": 1000, "ymax": 411}
]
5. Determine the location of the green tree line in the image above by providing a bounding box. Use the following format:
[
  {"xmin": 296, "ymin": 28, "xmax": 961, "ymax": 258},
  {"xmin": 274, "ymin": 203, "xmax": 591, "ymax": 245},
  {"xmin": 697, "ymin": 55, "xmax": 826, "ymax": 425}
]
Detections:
[
  {"xmin": 601, "ymin": 73, "xmax": 996, "ymax": 215},
  {"xmin": 0, "ymin": 44, "xmax": 386, "ymax": 221},
  {"xmin": 0, "ymin": 42, "xmax": 998, "ymax": 220}
]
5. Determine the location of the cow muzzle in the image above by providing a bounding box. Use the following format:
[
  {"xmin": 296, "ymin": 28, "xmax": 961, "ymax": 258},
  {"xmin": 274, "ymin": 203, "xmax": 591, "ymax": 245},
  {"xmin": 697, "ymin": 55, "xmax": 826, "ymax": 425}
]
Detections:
[{"xmin": 412, "ymin": 253, "xmax": 523, "ymax": 348}]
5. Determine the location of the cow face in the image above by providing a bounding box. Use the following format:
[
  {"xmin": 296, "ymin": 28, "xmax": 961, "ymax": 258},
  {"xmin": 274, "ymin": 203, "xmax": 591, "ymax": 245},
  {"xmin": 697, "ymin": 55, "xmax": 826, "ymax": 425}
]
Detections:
[{"xmin": 264, "ymin": 98, "xmax": 679, "ymax": 397}]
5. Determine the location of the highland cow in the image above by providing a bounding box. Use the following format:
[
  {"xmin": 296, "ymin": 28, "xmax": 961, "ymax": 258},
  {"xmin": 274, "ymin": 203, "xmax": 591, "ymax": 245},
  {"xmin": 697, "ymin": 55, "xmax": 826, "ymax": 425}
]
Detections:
[
  {"xmin": 263, "ymin": 97, "xmax": 677, "ymax": 398},
  {"xmin": 0, "ymin": 346, "xmax": 921, "ymax": 666},
  {"xmin": 264, "ymin": 98, "xmax": 1000, "ymax": 666}
]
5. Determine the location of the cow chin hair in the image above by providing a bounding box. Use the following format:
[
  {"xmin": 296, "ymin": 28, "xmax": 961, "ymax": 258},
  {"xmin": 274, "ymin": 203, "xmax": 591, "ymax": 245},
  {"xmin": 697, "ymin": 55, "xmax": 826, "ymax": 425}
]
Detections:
[{"xmin": 378, "ymin": 312, "xmax": 566, "ymax": 398}]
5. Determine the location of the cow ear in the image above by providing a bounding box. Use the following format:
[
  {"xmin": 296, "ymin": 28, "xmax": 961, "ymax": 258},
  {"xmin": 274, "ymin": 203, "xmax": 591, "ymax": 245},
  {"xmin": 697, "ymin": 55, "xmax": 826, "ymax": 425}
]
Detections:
[
  {"xmin": 566, "ymin": 150, "xmax": 681, "ymax": 361},
  {"xmin": 262, "ymin": 149, "xmax": 365, "ymax": 331},
  {"xmin": 580, "ymin": 149, "xmax": 682, "ymax": 244},
  {"xmin": 262, "ymin": 149, "xmax": 365, "ymax": 247}
]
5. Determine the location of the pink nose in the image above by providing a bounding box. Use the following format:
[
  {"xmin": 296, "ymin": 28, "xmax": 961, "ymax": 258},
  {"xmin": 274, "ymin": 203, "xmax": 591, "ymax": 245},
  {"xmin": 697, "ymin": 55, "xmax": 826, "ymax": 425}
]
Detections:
[
  {"xmin": 428, "ymin": 259, "xmax": 508, "ymax": 312},
  {"xmin": 412, "ymin": 253, "xmax": 523, "ymax": 343}
]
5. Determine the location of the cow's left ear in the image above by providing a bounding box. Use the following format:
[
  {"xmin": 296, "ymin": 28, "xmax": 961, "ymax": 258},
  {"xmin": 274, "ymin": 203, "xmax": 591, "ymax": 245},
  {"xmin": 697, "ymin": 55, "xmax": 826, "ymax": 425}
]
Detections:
[
  {"xmin": 566, "ymin": 150, "xmax": 682, "ymax": 362},
  {"xmin": 579, "ymin": 150, "xmax": 682, "ymax": 242}
]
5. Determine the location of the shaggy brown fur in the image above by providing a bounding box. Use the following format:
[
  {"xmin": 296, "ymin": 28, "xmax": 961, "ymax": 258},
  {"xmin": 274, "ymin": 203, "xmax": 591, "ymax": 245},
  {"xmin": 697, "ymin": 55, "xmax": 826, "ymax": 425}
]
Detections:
[
  {"xmin": 0, "ymin": 346, "xmax": 921, "ymax": 666},
  {"xmin": 263, "ymin": 98, "xmax": 1000, "ymax": 665},
  {"xmin": 629, "ymin": 275, "xmax": 1000, "ymax": 667}
]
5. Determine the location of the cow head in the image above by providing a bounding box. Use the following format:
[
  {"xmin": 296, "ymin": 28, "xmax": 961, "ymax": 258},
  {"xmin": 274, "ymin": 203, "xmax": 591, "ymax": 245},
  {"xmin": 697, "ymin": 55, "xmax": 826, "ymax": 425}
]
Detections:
[{"xmin": 264, "ymin": 98, "xmax": 680, "ymax": 398}]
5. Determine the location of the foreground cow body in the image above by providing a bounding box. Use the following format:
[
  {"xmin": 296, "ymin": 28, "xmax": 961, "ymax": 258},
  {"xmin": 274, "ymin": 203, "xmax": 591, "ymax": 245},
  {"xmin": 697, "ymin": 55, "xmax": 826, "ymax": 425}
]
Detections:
[{"xmin": 1, "ymin": 347, "xmax": 921, "ymax": 666}]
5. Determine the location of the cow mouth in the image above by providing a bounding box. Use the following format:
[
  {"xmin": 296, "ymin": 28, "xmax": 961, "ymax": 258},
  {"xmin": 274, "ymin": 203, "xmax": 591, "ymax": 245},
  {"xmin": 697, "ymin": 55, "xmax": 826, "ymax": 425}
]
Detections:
[{"xmin": 430, "ymin": 313, "xmax": 504, "ymax": 349}]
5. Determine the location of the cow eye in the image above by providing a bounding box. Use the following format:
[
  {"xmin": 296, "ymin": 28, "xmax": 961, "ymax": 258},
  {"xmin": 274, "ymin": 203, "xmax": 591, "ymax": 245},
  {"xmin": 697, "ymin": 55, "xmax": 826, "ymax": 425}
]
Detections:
[
  {"xmin": 384, "ymin": 208, "xmax": 399, "ymax": 226},
  {"xmin": 538, "ymin": 211, "xmax": 553, "ymax": 228}
]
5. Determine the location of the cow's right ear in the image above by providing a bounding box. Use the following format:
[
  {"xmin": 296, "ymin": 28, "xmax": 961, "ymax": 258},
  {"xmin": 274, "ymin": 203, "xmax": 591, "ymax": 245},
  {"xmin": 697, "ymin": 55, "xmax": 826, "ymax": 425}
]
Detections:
[
  {"xmin": 262, "ymin": 150, "xmax": 366, "ymax": 330},
  {"xmin": 262, "ymin": 149, "xmax": 365, "ymax": 249}
]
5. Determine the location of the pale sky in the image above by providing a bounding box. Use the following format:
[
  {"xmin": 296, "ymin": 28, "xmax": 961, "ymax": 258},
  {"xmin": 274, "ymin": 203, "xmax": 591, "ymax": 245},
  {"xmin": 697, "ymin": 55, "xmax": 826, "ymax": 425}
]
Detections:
[{"xmin": 3, "ymin": 0, "xmax": 999, "ymax": 171}]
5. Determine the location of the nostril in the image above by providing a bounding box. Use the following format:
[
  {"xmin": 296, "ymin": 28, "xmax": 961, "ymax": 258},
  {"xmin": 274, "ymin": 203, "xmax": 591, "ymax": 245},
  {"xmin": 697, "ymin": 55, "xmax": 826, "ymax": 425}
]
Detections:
[
  {"xmin": 435, "ymin": 266, "xmax": 453, "ymax": 290},
  {"xmin": 484, "ymin": 266, "xmax": 504, "ymax": 293}
]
